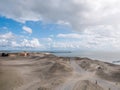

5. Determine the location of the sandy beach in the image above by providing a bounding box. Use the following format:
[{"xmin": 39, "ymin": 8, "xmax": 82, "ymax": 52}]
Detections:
[{"xmin": 0, "ymin": 52, "xmax": 120, "ymax": 90}]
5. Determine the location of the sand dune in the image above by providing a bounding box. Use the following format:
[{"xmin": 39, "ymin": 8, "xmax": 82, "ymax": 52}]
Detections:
[{"xmin": 0, "ymin": 52, "xmax": 120, "ymax": 90}]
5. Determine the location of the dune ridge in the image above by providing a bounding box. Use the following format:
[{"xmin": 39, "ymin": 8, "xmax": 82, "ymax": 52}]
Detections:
[{"xmin": 0, "ymin": 52, "xmax": 120, "ymax": 90}]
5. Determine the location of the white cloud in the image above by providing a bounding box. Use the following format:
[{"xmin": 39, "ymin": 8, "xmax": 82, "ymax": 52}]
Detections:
[
  {"xmin": 11, "ymin": 41, "xmax": 20, "ymax": 47},
  {"xmin": 53, "ymin": 42, "xmax": 77, "ymax": 49},
  {"xmin": 55, "ymin": 25, "xmax": 120, "ymax": 50},
  {"xmin": 57, "ymin": 20, "xmax": 70, "ymax": 26},
  {"xmin": 0, "ymin": 32, "xmax": 45, "ymax": 49},
  {"xmin": 20, "ymin": 38, "xmax": 43, "ymax": 48},
  {"xmin": 0, "ymin": 32, "xmax": 14, "ymax": 48},
  {"xmin": 41, "ymin": 38, "xmax": 53, "ymax": 42},
  {"xmin": 0, "ymin": 39, "xmax": 9, "ymax": 47},
  {"xmin": 1, "ymin": 0, "xmax": 120, "ymax": 30},
  {"xmin": 22, "ymin": 26, "xmax": 32, "ymax": 34},
  {"xmin": 0, "ymin": 32, "xmax": 14, "ymax": 39},
  {"xmin": 1, "ymin": 0, "xmax": 120, "ymax": 50},
  {"xmin": 57, "ymin": 33, "xmax": 81, "ymax": 39}
]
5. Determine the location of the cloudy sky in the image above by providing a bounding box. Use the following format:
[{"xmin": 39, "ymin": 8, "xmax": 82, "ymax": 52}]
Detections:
[{"xmin": 0, "ymin": 0, "xmax": 120, "ymax": 51}]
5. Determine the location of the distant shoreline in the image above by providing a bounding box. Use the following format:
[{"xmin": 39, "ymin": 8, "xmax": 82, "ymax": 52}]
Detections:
[
  {"xmin": 1, "ymin": 51, "xmax": 120, "ymax": 65},
  {"xmin": 0, "ymin": 50, "xmax": 72, "ymax": 53}
]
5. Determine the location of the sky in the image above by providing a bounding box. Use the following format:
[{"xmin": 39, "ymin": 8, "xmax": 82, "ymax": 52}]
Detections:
[{"xmin": 0, "ymin": 0, "xmax": 120, "ymax": 51}]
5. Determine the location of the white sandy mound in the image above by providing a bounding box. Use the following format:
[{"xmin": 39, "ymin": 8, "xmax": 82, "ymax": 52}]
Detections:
[{"xmin": 73, "ymin": 80, "xmax": 104, "ymax": 90}]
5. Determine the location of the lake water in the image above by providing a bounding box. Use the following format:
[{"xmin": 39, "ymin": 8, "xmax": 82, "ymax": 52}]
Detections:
[{"xmin": 54, "ymin": 51, "xmax": 120, "ymax": 64}]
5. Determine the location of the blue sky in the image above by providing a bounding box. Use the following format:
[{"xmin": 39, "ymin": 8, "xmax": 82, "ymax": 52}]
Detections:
[
  {"xmin": 0, "ymin": 16, "xmax": 84, "ymax": 51},
  {"xmin": 0, "ymin": 16, "xmax": 73, "ymax": 38},
  {"xmin": 0, "ymin": 0, "xmax": 120, "ymax": 51}
]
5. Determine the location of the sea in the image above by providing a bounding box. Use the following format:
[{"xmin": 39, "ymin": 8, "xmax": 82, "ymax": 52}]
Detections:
[
  {"xmin": 53, "ymin": 51, "xmax": 120, "ymax": 64},
  {"xmin": 1, "ymin": 50, "xmax": 120, "ymax": 64}
]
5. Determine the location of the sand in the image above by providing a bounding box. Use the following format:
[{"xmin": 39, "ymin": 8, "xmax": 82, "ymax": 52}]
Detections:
[{"xmin": 0, "ymin": 52, "xmax": 120, "ymax": 90}]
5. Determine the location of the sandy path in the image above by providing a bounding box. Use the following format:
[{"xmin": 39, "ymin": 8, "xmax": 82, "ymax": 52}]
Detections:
[
  {"xmin": 56, "ymin": 58, "xmax": 88, "ymax": 90},
  {"xmin": 70, "ymin": 58, "xmax": 86, "ymax": 73},
  {"xmin": 70, "ymin": 58, "xmax": 120, "ymax": 90},
  {"xmin": 90, "ymin": 78, "xmax": 120, "ymax": 90},
  {"xmin": 56, "ymin": 58, "xmax": 120, "ymax": 90}
]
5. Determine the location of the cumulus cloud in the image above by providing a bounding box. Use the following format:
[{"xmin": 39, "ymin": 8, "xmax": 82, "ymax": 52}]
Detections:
[
  {"xmin": 0, "ymin": 39, "xmax": 9, "ymax": 47},
  {"xmin": 0, "ymin": 32, "xmax": 14, "ymax": 48},
  {"xmin": 20, "ymin": 38, "xmax": 43, "ymax": 48},
  {"xmin": 55, "ymin": 25, "xmax": 120, "ymax": 50},
  {"xmin": 0, "ymin": 32, "xmax": 14, "ymax": 39},
  {"xmin": 0, "ymin": 32, "xmax": 44, "ymax": 49},
  {"xmin": 22, "ymin": 26, "xmax": 32, "ymax": 34},
  {"xmin": 1, "ymin": 0, "xmax": 120, "ymax": 50},
  {"xmin": 0, "ymin": 0, "xmax": 120, "ymax": 30},
  {"xmin": 1, "ymin": 0, "xmax": 120, "ymax": 30}
]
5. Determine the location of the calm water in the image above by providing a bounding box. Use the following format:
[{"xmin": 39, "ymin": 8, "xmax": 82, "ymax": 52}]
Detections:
[
  {"xmin": 54, "ymin": 51, "xmax": 120, "ymax": 64},
  {"xmin": 1, "ymin": 50, "xmax": 120, "ymax": 64}
]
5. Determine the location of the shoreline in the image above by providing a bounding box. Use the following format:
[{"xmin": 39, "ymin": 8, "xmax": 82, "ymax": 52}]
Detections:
[{"xmin": 0, "ymin": 51, "xmax": 120, "ymax": 65}]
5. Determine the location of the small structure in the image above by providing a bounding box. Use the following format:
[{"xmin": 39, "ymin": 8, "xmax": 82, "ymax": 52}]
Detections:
[
  {"xmin": 9, "ymin": 53, "xmax": 17, "ymax": 57},
  {"xmin": 97, "ymin": 66, "xmax": 102, "ymax": 70},
  {"xmin": 96, "ymin": 65, "xmax": 102, "ymax": 70},
  {"xmin": 1, "ymin": 53, "xmax": 9, "ymax": 57},
  {"xmin": 19, "ymin": 51, "xmax": 29, "ymax": 57},
  {"xmin": 0, "ymin": 52, "xmax": 30, "ymax": 57}
]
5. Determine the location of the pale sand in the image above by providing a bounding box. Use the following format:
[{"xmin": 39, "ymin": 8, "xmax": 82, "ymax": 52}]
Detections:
[{"xmin": 0, "ymin": 53, "xmax": 120, "ymax": 90}]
